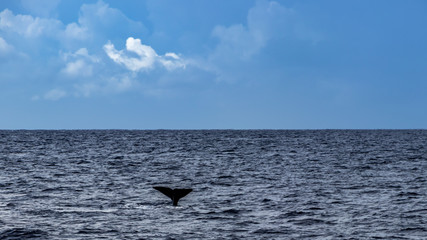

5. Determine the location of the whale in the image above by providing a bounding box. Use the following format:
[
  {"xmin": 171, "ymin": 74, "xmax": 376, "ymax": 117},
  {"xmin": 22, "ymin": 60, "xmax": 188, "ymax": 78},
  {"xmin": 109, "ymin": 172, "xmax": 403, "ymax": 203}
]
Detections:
[{"xmin": 153, "ymin": 187, "xmax": 192, "ymax": 206}]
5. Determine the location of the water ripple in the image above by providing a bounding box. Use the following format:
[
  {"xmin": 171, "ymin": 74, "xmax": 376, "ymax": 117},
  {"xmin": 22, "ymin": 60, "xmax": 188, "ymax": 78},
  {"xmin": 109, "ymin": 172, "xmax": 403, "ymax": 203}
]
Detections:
[{"xmin": 0, "ymin": 130, "xmax": 426, "ymax": 239}]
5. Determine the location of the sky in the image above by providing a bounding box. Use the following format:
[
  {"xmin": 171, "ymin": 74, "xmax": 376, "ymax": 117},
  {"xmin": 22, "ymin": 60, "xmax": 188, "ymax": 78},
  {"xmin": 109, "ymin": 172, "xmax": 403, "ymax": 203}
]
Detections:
[{"xmin": 0, "ymin": 0, "xmax": 426, "ymax": 129}]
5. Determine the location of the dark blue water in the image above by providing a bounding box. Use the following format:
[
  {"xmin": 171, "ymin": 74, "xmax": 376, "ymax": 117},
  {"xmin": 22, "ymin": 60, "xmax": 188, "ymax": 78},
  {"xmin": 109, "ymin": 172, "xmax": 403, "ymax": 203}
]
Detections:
[{"xmin": 0, "ymin": 130, "xmax": 426, "ymax": 239}]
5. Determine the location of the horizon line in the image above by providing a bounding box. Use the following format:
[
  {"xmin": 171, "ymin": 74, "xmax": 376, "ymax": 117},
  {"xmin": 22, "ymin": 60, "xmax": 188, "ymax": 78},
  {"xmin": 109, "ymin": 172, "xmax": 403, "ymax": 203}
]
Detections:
[{"xmin": 1, "ymin": 128, "xmax": 426, "ymax": 131}]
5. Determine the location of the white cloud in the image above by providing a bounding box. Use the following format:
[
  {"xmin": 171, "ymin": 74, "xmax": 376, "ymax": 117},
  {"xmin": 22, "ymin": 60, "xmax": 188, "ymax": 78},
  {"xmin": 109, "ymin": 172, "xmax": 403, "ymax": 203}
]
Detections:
[
  {"xmin": 44, "ymin": 88, "xmax": 66, "ymax": 100},
  {"xmin": 72, "ymin": 74, "xmax": 136, "ymax": 97},
  {"xmin": 78, "ymin": 0, "xmax": 137, "ymax": 29},
  {"xmin": 0, "ymin": 1, "xmax": 187, "ymax": 100},
  {"xmin": 204, "ymin": 0, "xmax": 321, "ymax": 83},
  {"xmin": 64, "ymin": 1, "xmax": 147, "ymax": 43},
  {"xmin": 212, "ymin": 24, "xmax": 256, "ymax": 60},
  {"xmin": 1, "ymin": 0, "xmax": 147, "ymax": 45},
  {"xmin": 107, "ymin": 75, "xmax": 134, "ymax": 91},
  {"xmin": 211, "ymin": 1, "xmax": 294, "ymax": 61},
  {"xmin": 104, "ymin": 37, "xmax": 156, "ymax": 71},
  {"xmin": 62, "ymin": 59, "xmax": 93, "ymax": 77},
  {"xmin": 61, "ymin": 48, "xmax": 99, "ymax": 77},
  {"xmin": 21, "ymin": 0, "xmax": 60, "ymax": 18},
  {"xmin": 62, "ymin": 48, "xmax": 99, "ymax": 62},
  {"xmin": 0, "ymin": 37, "xmax": 13, "ymax": 54},
  {"xmin": 64, "ymin": 22, "xmax": 88, "ymax": 41},
  {"xmin": 159, "ymin": 52, "xmax": 186, "ymax": 71},
  {"xmin": 0, "ymin": 8, "xmax": 62, "ymax": 38},
  {"xmin": 104, "ymin": 37, "xmax": 185, "ymax": 72}
]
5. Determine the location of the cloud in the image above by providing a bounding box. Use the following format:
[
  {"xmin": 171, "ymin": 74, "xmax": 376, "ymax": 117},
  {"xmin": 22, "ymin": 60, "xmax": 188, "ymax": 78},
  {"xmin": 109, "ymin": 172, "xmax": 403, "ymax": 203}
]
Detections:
[
  {"xmin": 212, "ymin": 24, "xmax": 256, "ymax": 60},
  {"xmin": 104, "ymin": 37, "xmax": 156, "ymax": 71},
  {"xmin": 64, "ymin": 48, "xmax": 99, "ymax": 62},
  {"xmin": 1, "ymin": 0, "xmax": 215, "ymax": 100},
  {"xmin": 61, "ymin": 48, "xmax": 99, "ymax": 77},
  {"xmin": 107, "ymin": 75, "xmax": 134, "ymax": 91},
  {"xmin": 211, "ymin": 0, "xmax": 294, "ymax": 61},
  {"xmin": 203, "ymin": 0, "xmax": 321, "ymax": 83},
  {"xmin": 202, "ymin": 1, "xmax": 295, "ymax": 83},
  {"xmin": 0, "ymin": 1, "xmax": 147, "ymax": 46},
  {"xmin": 0, "ymin": 1, "xmax": 152, "ymax": 99},
  {"xmin": 104, "ymin": 37, "xmax": 185, "ymax": 72},
  {"xmin": 0, "ymin": 37, "xmax": 13, "ymax": 54},
  {"xmin": 160, "ymin": 52, "xmax": 187, "ymax": 71},
  {"xmin": 64, "ymin": 22, "xmax": 88, "ymax": 41},
  {"xmin": 62, "ymin": 59, "xmax": 92, "ymax": 77},
  {"xmin": 64, "ymin": 1, "xmax": 147, "ymax": 43},
  {"xmin": 61, "ymin": 0, "xmax": 145, "ymax": 45},
  {"xmin": 44, "ymin": 88, "xmax": 66, "ymax": 100},
  {"xmin": 0, "ymin": 8, "xmax": 62, "ymax": 38},
  {"xmin": 21, "ymin": 0, "xmax": 60, "ymax": 18},
  {"xmin": 72, "ymin": 74, "xmax": 137, "ymax": 98}
]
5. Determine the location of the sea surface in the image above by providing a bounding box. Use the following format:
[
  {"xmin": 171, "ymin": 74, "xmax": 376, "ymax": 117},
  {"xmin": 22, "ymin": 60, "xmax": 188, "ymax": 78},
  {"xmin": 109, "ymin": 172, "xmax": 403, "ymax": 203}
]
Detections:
[{"xmin": 0, "ymin": 130, "xmax": 426, "ymax": 239}]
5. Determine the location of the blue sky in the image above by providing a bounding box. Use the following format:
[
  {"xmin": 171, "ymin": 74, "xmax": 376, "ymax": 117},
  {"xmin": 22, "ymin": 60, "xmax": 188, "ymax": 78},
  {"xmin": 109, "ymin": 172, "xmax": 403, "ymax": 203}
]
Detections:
[{"xmin": 0, "ymin": 0, "xmax": 426, "ymax": 129}]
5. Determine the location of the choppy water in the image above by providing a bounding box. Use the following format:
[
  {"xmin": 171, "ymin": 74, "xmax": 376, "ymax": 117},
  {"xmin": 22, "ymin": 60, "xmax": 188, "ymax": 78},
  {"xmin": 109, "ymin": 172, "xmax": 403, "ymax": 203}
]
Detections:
[{"xmin": 0, "ymin": 130, "xmax": 426, "ymax": 239}]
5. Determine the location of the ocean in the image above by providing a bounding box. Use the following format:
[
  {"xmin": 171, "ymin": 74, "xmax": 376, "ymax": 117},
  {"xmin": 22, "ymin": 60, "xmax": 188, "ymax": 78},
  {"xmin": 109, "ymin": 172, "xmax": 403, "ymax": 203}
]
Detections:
[{"xmin": 0, "ymin": 130, "xmax": 426, "ymax": 239}]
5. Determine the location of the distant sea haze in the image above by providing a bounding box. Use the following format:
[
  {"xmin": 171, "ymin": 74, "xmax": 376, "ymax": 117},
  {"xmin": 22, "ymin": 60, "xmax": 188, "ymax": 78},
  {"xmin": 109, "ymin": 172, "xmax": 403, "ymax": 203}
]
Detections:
[{"xmin": 0, "ymin": 130, "xmax": 426, "ymax": 239}]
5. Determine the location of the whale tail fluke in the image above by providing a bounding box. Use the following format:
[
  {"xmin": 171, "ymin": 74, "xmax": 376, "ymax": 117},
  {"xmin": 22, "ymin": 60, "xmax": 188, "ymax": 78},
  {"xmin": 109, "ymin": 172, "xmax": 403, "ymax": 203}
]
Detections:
[{"xmin": 153, "ymin": 187, "xmax": 192, "ymax": 206}]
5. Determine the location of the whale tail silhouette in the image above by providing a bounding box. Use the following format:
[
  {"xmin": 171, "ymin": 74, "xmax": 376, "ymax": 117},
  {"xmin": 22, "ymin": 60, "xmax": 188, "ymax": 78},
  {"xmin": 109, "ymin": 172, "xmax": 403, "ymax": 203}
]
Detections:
[{"xmin": 153, "ymin": 187, "xmax": 192, "ymax": 206}]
